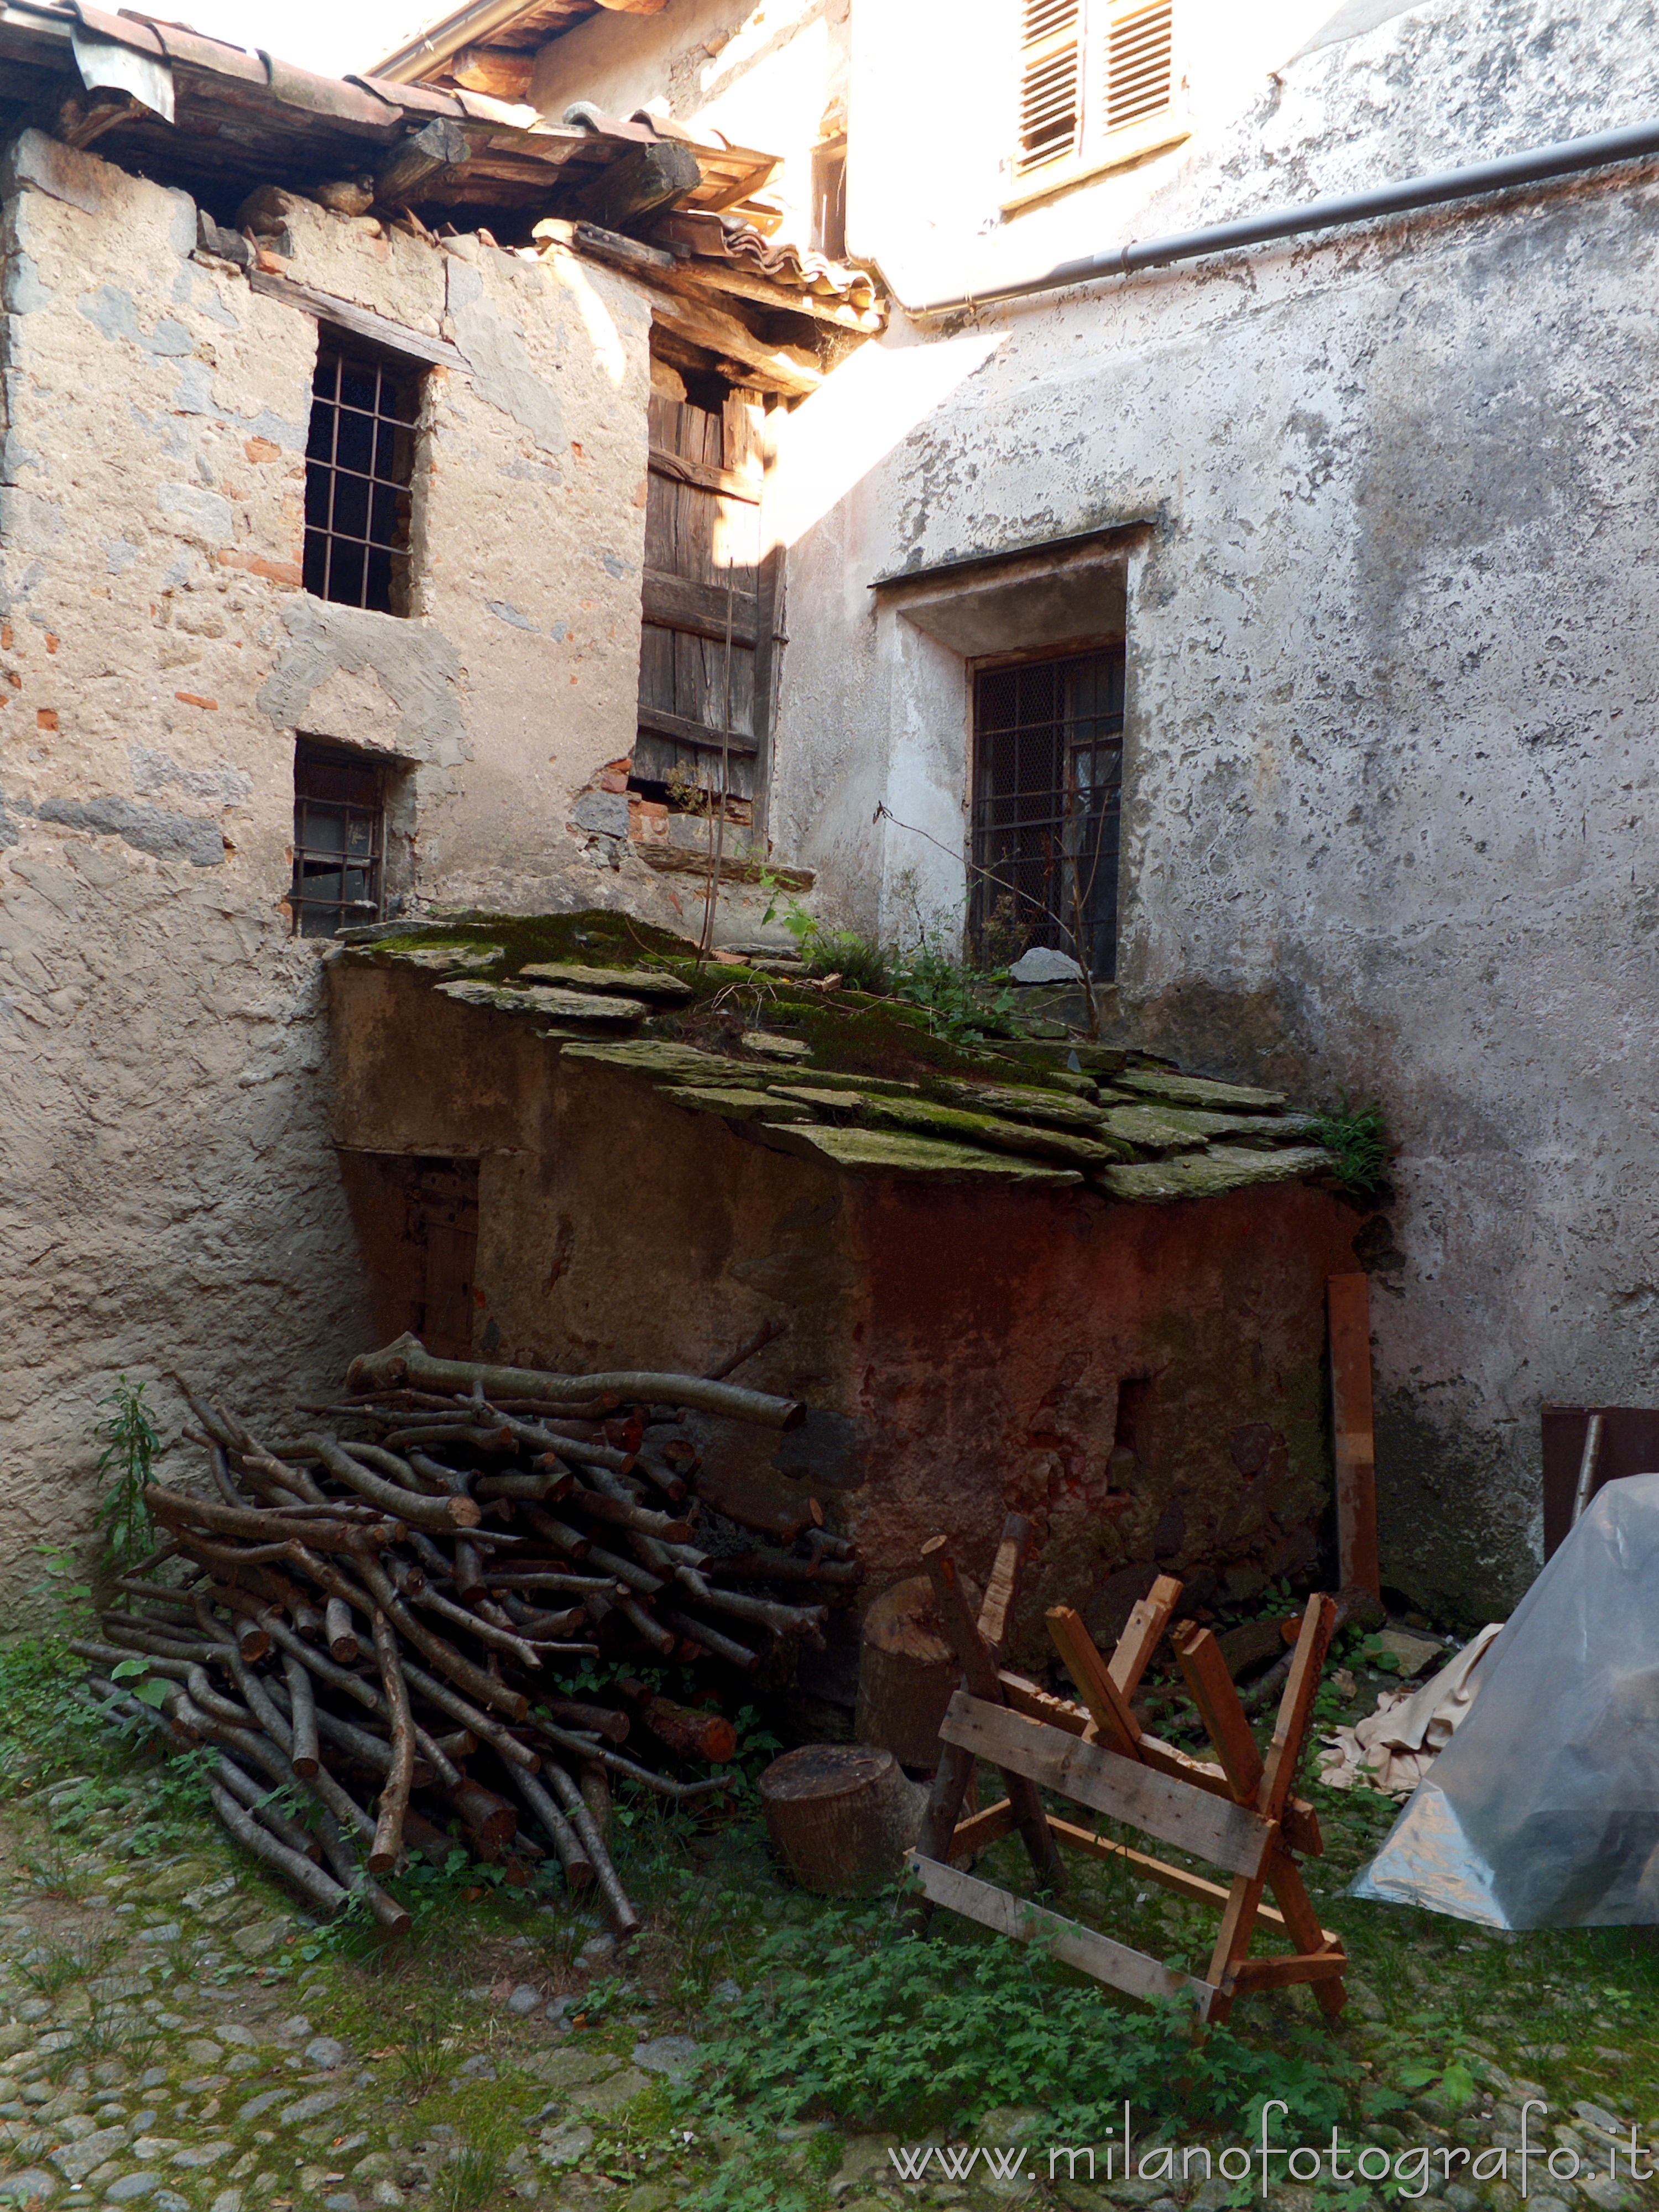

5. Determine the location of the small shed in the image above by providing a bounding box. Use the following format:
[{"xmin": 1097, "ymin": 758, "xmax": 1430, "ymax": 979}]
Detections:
[{"xmin": 324, "ymin": 912, "xmax": 1371, "ymax": 1680}]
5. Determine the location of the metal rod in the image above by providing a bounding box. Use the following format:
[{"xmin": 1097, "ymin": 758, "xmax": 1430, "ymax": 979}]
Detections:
[{"xmin": 891, "ymin": 116, "xmax": 1659, "ymax": 317}]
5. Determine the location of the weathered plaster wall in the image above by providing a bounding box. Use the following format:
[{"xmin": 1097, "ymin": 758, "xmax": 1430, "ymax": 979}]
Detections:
[
  {"xmin": 528, "ymin": 0, "xmax": 850, "ymax": 247},
  {"xmin": 327, "ymin": 961, "xmax": 1361, "ymax": 1666},
  {"xmin": 0, "ymin": 127, "xmax": 669, "ymax": 1622},
  {"xmin": 768, "ymin": 0, "xmax": 1659, "ymax": 1614}
]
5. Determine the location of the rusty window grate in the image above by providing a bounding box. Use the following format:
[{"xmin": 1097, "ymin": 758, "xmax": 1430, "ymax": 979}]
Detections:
[
  {"xmin": 303, "ymin": 343, "xmax": 420, "ymax": 614},
  {"xmin": 291, "ymin": 738, "xmax": 384, "ymax": 937},
  {"xmin": 969, "ymin": 646, "xmax": 1125, "ymax": 978}
]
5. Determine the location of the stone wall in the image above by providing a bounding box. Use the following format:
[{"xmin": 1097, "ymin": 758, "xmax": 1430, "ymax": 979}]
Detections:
[
  {"xmin": 764, "ymin": 0, "xmax": 1659, "ymax": 1616},
  {"xmin": 0, "ymin": 127, "xmax": 670, "ymax": 1623}
]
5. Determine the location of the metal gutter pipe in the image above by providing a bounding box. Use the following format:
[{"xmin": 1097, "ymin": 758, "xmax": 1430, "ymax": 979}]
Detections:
[
  {"xmin": 369, "ymin": 0, "xmax": 534, "ymax": 84},
  {"xmin": 890, "ymin": 115, "xmax": 1659, "ymax": 317}
]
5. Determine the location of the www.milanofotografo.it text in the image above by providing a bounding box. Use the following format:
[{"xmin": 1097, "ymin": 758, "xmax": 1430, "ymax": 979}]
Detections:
[{"xmin": 885, "ymin": 2101, "xmax": 1653, "ymax": 2195}]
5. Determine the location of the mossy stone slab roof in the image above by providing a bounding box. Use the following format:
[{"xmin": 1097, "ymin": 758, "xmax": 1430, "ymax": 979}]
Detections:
[{"xmin": 333, "ymin": 911, "xmax": 1336, "ymax": 1206}]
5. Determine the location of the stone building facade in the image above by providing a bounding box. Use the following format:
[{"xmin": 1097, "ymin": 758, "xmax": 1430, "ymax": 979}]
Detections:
[
  {"xmin": 409, "ymin": 0, "xmax": 1659, "ymax": 1618},
  {"xmin": 2, "ymin": 0, "xmax": 1653, "ymax": 1623}
]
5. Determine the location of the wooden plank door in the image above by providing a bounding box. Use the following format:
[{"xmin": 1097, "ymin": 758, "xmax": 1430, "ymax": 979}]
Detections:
[{"xmin": 637, "ymin": 375, "xmax": 779, "ymax": 819}]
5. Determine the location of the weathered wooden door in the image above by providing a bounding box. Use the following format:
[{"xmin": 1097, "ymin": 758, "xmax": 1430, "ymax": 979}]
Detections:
[{"xmin": 636, "ymin": 375, "xmax": 779, "ymax": 815}]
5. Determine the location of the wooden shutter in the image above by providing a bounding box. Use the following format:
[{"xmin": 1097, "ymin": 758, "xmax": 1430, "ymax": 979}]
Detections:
[
  {"xmin": 1102, "ymin": 0, "xmax": 1175, "ymax": 134},
  {"xmin": 1015, "ymin": 0, "xmax": 1083, "ymax": 178},
  {"xmin": 636, "ymin": 382, "xmax": 775, "ymax": 805}
]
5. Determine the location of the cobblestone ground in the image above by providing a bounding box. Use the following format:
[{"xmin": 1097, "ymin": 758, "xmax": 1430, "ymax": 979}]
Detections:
[
  {"xmin": 3, "ymin": 1767, "xmax": 1658, "ymax": 2212},
  {"xmin": 0, "ymin": 1782, "xmax": 726, "ymax": 2212}
]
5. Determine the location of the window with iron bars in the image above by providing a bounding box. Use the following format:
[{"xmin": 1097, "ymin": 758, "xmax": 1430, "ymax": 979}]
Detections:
[
  {"xmin": 1012, "ymin": 0, "xmax": 1183, "ymax": 202},
  {"xmin": 303, "ymin": 341, "xmax": 421, "ymax": 615},
  {"xmin": 969, "ymin": 647, "xmax": 1124, "ymax": 979},
  {"xmin": 291, "ymin": 738, "xmax": 385, "ymax": 938}
]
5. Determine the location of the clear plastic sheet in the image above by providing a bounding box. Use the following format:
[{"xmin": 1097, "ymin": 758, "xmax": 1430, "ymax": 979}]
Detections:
[{"xmin": 1350, "ymin": 1473, "xmax": 1659, "ymax": 1927}]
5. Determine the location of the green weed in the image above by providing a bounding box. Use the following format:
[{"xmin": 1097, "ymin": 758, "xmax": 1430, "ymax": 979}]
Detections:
[
  {"xmin": 681, "ymin": 1893, "xmax": 1360, "ymax": 2141},
  {"xmin": 96, "ymin": 1377, "xmax": 161, "ymax": 1567},
  {"xmin": 1307, "ymin": 1099, "xmax": 1391, "ymax": 1197},
  {"xmin": 18, "ymin": 1933, "xmax": 121, "ymax": 1998},
  {"xmin": 392, "ymin": 2013, "xmax": 460, "ymax": 2104},
  {"xmin": 432, "ymin": 2118, "xmax": 512, "ymax": 2212}
]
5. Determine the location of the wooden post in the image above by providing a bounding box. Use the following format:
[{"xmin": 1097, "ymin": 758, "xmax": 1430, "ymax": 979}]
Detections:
[{"xmin": 1328, "ymin": 1274, "xmax": 1380, "ymax": 1600}]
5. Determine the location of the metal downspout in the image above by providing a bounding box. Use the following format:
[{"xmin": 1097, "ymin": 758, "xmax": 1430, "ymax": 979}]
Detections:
[{"xmin": 886, "ymin": 116, "xmax": 1659, "ymax": 317}]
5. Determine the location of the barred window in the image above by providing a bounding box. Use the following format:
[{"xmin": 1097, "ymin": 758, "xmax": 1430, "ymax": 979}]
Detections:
[
  {"xmin": 303, "ymin": 342, "xmax": 420, "ymax": 615},
  {"xmin": 1013, "ymin": 0, "xmax": 1182, "ymax": 197},
  {"xmin": 969, "ymin": 648, "xmax": 1125, "ymax": 979},
  {"xmin": 291, "ymin": 738, "xmax": 385, "ymax": 938}
]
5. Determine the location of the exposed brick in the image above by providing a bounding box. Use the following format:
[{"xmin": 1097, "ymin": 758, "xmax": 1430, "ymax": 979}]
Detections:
[
  {"xmin": 175, "ymin": 692, "xmax": 219, "ymax": 711},
  {"xmin": 216, "ymin": 549, "xmax": 302, "ymax": 587},
  {"xmin": 244, "ymin": 437, "xmax": 283, "ymax": 463},
  {"xmin": 36, "ymin": 708, "xmax": 56, "ymax": 730}
]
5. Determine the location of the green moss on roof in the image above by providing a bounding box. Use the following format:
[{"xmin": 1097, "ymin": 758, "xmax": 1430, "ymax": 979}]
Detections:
[{"xmin": 335, "ymin": 910, "xmax": 1348, "ymax": 1205}]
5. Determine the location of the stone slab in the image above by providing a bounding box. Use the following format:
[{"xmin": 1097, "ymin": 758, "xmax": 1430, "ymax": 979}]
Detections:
[
  {"xmin": 759, "ymin": 1121, "xmax": 1082, "ymax": 1184},
  {"xmin": 439, "ymin": 980, "xmax": 646, "ymax": 1024},
  {"xmin": 1114, "ymin": 1069, "xmax": 1288, "ymax": 1113},
  {"xmin": 1097, "ymin": 1145, "xmax": 1331, "ymax": 1204},
  {"xmin": 517, "ymin": 962, "xmax": 692, "ymax": 999}
]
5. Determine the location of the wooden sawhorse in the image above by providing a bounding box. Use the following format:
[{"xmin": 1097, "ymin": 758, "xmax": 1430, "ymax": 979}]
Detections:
[{"xmin": 906, "ymin": 1522, "xmax": 1347, "ymax": 2023}]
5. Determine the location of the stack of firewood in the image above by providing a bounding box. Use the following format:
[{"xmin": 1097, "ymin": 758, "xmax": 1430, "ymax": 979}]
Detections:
[{"xmin": 74, "ymin": 1333, "xmax": 858, "ymax": 1937}]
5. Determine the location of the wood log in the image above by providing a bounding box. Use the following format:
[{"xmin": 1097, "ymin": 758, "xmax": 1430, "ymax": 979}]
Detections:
[
  {"xmin": 448, "ymin": 44, "xmax": 534, "ymax": 99},
  {"xmin": 346, "ymin": 1333, "xmax": 805, "ymax": 1431},
  {"xmin": 442, "ymin": 1777, "xmax": 518, "ymax": 1851},
  {"xmin": 510, "ymin": 1767, "xmax": 594, "ymax": 1892},
  {"xmin": 210, "ymin": 1781, "xmax": 348, "ymax": 1915},
  {"xmin": 618, "ymin": 1683, "xmax": 736, "ymax": 1763},
  {"xmin": 576, "ymin": 139, "xmax": 701, "ymax": 231},
  {"xmin": 760, "ymin": 1744, "xmax": 925, "ymax": 1896},
  {"xmin": 370, "ymin": 1609, "xmax": 415, "ymax": 1875},
  {"xmin": 855, "ymin": 1573, "xmax": 962, "ymax": 1771},
  {"xmin": 580, "ymin": 1763, "xmax": 612, "ymax": 1841},
  {"xmin": 374, "ymin": 118, "xmax": 471, "ymax": 208},
  {"xmin": 283, "ymin": 1651, "xmax": 320, "ymax": 1778},
  {"xmin": 325, "ymin": 1595, "xmax": 360, "ymax": 1663}
]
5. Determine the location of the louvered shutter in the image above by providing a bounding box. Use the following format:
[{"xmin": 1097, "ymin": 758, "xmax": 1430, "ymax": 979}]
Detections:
[
  {"xmin": 1102, "ymin": 0, "xmax": 1175, "ymax": 135},
  {"xmin": 1015, "ymin": 0, "xmax": 1083, "ymax": 178}
]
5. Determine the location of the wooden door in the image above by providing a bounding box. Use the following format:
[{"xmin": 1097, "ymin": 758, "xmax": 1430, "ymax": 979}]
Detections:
[{"xmin": 637, "ymin": 378, "xmax": 779, "ymax": 815}]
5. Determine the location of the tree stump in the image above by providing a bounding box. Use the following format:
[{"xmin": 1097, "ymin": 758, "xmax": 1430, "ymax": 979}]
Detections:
[
  {"xmin": 856, "ymin": 1572, "xmax": 975, "ymax": 1771},
  {"xmin": 760, "ymin": 1744, "xmax": 926, "ymax": 1895}
]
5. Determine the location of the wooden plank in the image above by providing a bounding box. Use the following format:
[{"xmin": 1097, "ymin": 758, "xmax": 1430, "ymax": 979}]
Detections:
[
  {"xmin": 649, "ymin": 448, "xmax": 761, "ymax": 503},
  {"xmin": 1206, "ymin": 1870, "xmax": 1267, "ymax": 1994},
  {"xmin": 1261, "ymin": 1595, "xmax": 1335, "ymax": 1823},
  {"xmin": 1171, "ymin": 1624, "xmax": 1264, "ymax": 1802},
  {"xmin": 997, "ymin": 1678, "xmax": 1321, "ymax": 1855},
  {"xmin": 697, "ymin": 154, "xmax": 787, "ymax": 213},
  {"xmin": 636, "ymin": 701, "xmax": 758, "ymax": 757},
  {"xmin": 1329, "ymin": 1274, "xmax": 1380, "ymax": 1599},
  {"xmin": 938, "ymin": 1692, "xmax": 1276, "ymax": 1879},
  {"xmin": 924, "ymin": 1538, "xmax": 1060, "ymax": 1884},
  {"xmin": 1047, "ymin": 1605, "xmax": 1140, "ymax": 1757},
  {"xmin": 912, "ymin": 1739, "xmax": 978, "ymax": 1896},
  {"xmin": 906, "ymin": 1851, "xmax": 1216, "ymax": 2013},
  {"xmin": 247, "ymin": 269, "xmax": 467, "ymax": 370},
  {"xmin": 977, "ymin": 1513, "xmax": 1032, "ymax": 1661},
  {"xmin": 951, "ymin": 1798, "xmax": 1015, "ymax": 1860},
  {"xmin": 999, "ymin": 1670, "xmax": 1091, "ymax": 1736},
  {"xmin": 1108, "ymin": 1573, "xmax": 1182, "ymax": 1699},
  {"xmin": 1045, "ymin": 1816, "xmax": 1299, "ymax": 1932},
  {"xmin": 642, "ymin": 571, "xmax": 758, "ymax": 647},
  {"xmin": 1264, "ymin": 1852, "xmax": 1348, "ymax": 2017},
  {"xmin": 1228, "ymin": 1950, "xmax": 1348, "ymax": 1992},
  {"xmin": 649, "ymin": 296, "xmax": 821, "ymax": 397}
]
